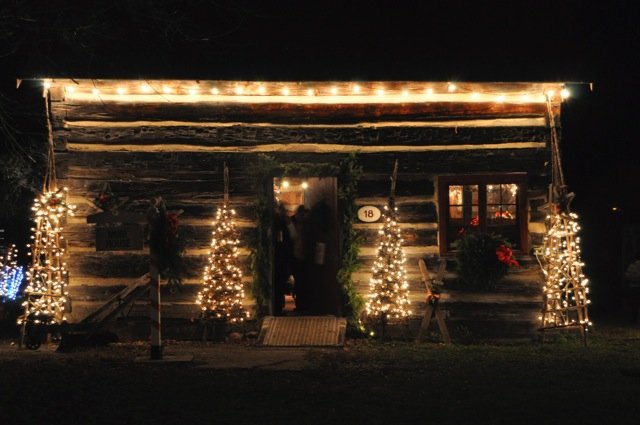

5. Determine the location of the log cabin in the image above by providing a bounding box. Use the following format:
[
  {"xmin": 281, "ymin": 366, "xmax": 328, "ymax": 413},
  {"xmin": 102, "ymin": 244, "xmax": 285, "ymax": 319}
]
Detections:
[{"xmin": 42, "ymin": 79, "xmax": 567, "ymax": 338}]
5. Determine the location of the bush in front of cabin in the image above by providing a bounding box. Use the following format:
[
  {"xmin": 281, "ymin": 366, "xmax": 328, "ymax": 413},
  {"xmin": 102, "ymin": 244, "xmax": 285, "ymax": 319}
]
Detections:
[{"xmin": 454, "ymin": 231, "xmax": 519, "ymax": 290}]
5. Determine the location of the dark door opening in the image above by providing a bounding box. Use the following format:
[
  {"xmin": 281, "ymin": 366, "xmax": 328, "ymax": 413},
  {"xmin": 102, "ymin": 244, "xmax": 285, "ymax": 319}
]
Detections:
[{"xmin": 272, "ymin": 177, "xmax": 340, "ymax": 316}]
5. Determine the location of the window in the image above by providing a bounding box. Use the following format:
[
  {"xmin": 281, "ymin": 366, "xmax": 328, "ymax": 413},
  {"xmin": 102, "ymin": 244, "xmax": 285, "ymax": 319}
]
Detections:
[{"xmin": 438, "ymin": 174, "xmax": 527, "ymax": 255}]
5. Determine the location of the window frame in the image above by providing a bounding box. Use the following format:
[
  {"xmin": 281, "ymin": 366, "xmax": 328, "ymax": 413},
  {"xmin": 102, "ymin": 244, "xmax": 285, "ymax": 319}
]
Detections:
[{"xmin": 437, "ymin": 173, "xmax": 528, "ymax": 256}]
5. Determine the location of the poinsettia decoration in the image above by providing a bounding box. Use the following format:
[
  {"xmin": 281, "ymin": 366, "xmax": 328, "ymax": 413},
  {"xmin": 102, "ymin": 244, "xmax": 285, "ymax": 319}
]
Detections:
[
  {"xmin": 496, "ymin": 244, "xmax": 520, "ymax": 267},
  {"xmin": 454, "ymin": 217, "xmax": 519, "ymax": 290}
]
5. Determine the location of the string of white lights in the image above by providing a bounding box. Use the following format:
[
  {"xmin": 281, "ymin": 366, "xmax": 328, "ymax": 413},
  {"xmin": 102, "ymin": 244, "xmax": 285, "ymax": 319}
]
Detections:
[
  {"xmin": 18, "ymin": 89, "xmax": 76, "ymax": 327},
  {"xmin": 0, "ymin": 244, "xmax": 23, "ymax": 301},
  {"xmin": 43, "ymin": 79, "xmax": 570, "ymax": 104},
  {"xmin": 196, "ymin": 165, "xmax": 248, "ymax": 324},
  {"xmin": 540, "ymin": 212, "xmax": 592, "ymax": 329}
]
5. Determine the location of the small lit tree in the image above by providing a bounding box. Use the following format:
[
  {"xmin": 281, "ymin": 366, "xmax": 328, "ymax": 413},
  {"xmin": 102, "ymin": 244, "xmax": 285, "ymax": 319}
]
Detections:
[
  {"xmin": 196, "ymin": 164, "xmax": 248, "ymax": 323},
  {"xmin": 540, "ymin": 211, "xmax": 591, "ymax": 331},
  {"xmin": 1, "ymin": 244, "xmax": 24, "ymax": 301},
  {"xmin": 20, "ymin": 188, "xmax": 75, "ymax": 325},
  {"xmin": 19, "ymin": 89, "xmax": 75, "ymax": 327},
  {"xmin": 365, "ymin": 160, "xmax": 411, "ymax": 331},
  {"xmin": 538, "ymin": 95, "xmax": 591, "ymax": 344}
]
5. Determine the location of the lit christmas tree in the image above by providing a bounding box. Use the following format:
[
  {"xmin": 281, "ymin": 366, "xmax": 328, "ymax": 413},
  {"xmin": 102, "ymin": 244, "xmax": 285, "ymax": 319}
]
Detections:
[
  {"xmin": 540, "ymin": 211, "xmax": 591, "ymax": 331},
  {"xmin": 365, "ymin": 160, "xmax": 411, "ymax": 327},
  {"xmin": 18, "ymin": 87, "xmax": 76, "ymax": 328},
  {"xmin": 196, "ymin": 164, "xmax": 248, "ymax": 323},
  {"xmin": 1, "ymin": 244, "xmax": 24, "ymax": 301},
  {"xmin": 19, "ymin": 188, "xmax": 75, "ymax": 325},
  {"xmin": 538, "ymin": 95, "xmax": 591, "ymax": 343}
]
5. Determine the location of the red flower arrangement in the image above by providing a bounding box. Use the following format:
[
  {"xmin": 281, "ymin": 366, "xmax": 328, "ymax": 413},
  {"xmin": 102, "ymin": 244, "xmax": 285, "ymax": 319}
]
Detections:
[
  {"xmin": 496, "ymin": 244, "xmax": 520, "ymax": 267},
  {"xmin": 494, "ymin": 210, "xmax": 514, "ymax": 220},
  {"xmin": 459, "ymin": 216, "xmax": 480, "ymax": 235},
  {"xmin": 455, "ymin": 224, "xmax": 520, "ymax": 289}
]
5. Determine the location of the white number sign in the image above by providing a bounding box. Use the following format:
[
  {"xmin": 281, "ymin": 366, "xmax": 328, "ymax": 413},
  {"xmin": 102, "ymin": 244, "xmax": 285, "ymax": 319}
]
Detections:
[{"xmin": 357, "ymin": 206, "xmax": 381, "ymax": 223}]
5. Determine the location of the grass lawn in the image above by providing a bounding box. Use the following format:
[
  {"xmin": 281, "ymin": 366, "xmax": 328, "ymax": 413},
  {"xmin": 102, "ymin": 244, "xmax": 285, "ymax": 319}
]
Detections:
[{"xmin": 1, "ymin": 320, "xmax": 639, "ymax": 425}]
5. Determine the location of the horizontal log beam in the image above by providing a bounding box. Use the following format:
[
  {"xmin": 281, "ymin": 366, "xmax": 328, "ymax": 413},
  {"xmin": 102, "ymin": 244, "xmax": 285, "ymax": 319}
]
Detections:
[
  {"xmin": 64, "ymin": 117, "xmax": 547, "ymax": 128},
  {"xmin": 358, "ymin": 177, "xmax": 435, "ymax": 198},
  {"xmin": 67, "ymin": 200, "xmax": 258, "ymax": 222},
  {"xmin": 65, "ymin": 222, "xmax": 257, "ymax": 251},
  {"xmin": 49, "ymin": 79, "xmax": 565, "ymax": 99},
  {"xmin": 357, "ymin": 227, "xmax": 437, "ymax": 246},
  {"xmin": 57, "ymin": 122, "xmax": 549, "ymax": 148},
  {"xmin": 66, "ymin": 141, "xmax": 547, "ymax": 153},
  {"xmin": 66, "ymin": 225, "xmax": 437, "ymax": 251},
  {"xmin": 66, "ymin": 251, "xmax": 253, "ymax": 279},
  {"xmin": 358, "ymin": 245, "xmax": 439, "ymax": 258},
  {"xmin": 52, "ymin": 100, "xmax": 548, "ymax": 125},
  {"xmin": 59, "ymin": 177, "xmax": 257, "ymax": 199},
  {"xmin": 56, "ymin": 149, "xmax": 550, "ymax": 178}
]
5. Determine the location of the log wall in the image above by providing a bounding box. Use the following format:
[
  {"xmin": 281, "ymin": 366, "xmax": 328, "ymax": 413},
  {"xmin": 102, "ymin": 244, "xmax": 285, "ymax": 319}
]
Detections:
[{"xmin": 48, "ymin": 81, "xmax": 559, "ymax": 327}]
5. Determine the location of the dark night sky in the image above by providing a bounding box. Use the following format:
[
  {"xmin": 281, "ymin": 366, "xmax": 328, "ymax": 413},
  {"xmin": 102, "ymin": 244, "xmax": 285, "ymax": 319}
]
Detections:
[
  {"xmin": 2, "ymin": 0, "xmax": 640, "ymax": 300},
  {"xmin": 6, "ymin": 2, "xmax": 637, "ymax": 198}
]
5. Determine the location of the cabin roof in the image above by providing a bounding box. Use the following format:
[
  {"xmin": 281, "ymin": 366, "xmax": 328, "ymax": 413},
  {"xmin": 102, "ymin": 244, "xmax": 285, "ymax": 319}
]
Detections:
[{"xmin": 41, "ymin": 78, "xmax": 570, "ymax": 105}]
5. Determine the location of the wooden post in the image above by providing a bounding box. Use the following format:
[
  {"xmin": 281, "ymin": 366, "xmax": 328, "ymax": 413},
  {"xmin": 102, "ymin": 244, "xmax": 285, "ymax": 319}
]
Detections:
[
  {"xmin": 146, "ymin": 198, "xmax": 165, "ymax": 360},
  {"xmin": 149, "ymin": 263, "xmax": 162, "ymax": 359}
]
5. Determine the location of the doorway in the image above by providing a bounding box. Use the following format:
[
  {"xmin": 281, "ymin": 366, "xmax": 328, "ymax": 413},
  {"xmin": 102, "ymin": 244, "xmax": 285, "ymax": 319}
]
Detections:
[{"xmin": 272, "ymin": 176, "xmax": 341, "ymax": 316}]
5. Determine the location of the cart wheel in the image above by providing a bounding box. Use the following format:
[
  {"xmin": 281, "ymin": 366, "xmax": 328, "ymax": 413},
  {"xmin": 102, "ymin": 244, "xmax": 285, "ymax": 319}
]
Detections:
[
  {"xmin": 24, "ymin": 321, "xmax": 44, "ymax": 350},
  {"xmin": 25, "ymin": 336, "xmax": 41, "ymax": 350},
  {"xmin": 51, "ymin": 331, "xmax": 62, "ymax": 344}
]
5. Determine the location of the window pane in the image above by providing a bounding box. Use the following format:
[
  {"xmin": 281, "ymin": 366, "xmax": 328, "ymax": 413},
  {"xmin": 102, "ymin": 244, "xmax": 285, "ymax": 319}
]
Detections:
[
  {"xmin": 501, "ymin": 184, "xmax": 517, "ymax": 204},
  {"xmin": 468, "ymin": 206, "xmax": 479, "ymax": 228},
  {"xmin": 442, "ymin": 177, "xmax": 524, "ymax": 253},
  {"xmin": 504, "ymin": 205, "xmax": 516, "ymax": 220},
  {"xmin": 488, "ymin": 205, "xmax": 516, "ymax": 225},
  {"xmin": 449, "ymin": 205, "xmax": 463, "ymax": 220},
  {"xmin": 465, "ymin": 185, "xmax": 478, "ymax": 205},
  {"xmin": 449, "ymin": 185, "xmax": 463, "ymax": 205},
  {"xmin": 487, "ymin": 205, "xmax": 500, "ymax": 223},
  {"xmin": 487, "ymin": 184, "xmax": 500, "ymax": 204}
]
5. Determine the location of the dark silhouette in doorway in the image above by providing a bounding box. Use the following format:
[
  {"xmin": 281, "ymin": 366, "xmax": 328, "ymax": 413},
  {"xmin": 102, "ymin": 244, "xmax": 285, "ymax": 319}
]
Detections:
[{"xmin": 273, "ymin": 204, "xmax": 292, "ymax": 315}]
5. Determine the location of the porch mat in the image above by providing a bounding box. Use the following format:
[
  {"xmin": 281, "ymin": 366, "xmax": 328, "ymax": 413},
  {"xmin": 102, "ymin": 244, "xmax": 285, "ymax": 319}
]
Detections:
[{"xmin": 257, "ymin": 316, "xmax": 346, "ymax": 347}]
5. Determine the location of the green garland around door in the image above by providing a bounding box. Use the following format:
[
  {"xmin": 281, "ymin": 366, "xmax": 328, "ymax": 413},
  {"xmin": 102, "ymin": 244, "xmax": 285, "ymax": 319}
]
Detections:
[{"xmin": 249, "ymin": 153, "xmax": 363, "ymax": 326}]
